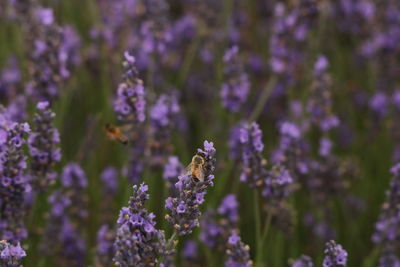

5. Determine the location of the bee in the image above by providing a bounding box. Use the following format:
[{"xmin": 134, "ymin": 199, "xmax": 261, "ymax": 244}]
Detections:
[
  {"xmin": 186, "ymin": 155, "xmax": 206, "ymax": 182},
  {"xmin": 104, "ymin": 123, "xmax": 129, "ymax": 145}
]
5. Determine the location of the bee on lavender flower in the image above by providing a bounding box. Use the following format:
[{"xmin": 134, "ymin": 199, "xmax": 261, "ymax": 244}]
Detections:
[
  {"xmin": 104, "ymin": 123, "xmax": 129, "ymax": 145},
  {"xmin": 186, "ymin": 154, "xmax": 206, "ymax": 182}
]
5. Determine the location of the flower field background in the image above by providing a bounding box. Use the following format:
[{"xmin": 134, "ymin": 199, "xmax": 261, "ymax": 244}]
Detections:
[{"xmin": 0, "ymin": 0, "xmax": 399, "ymax": 266}]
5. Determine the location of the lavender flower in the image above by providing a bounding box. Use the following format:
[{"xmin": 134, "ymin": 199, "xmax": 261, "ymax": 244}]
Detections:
[
  {"xmin": 0, "ymin": 240, "xmax": 26, "ymax": 267},
  {"xmin": 40, "ymin": 163, "xmax": 88, "ymax": 265},
  {"xmin": 291, "ymin": 255, "xmax": 313, "ymax": 267},
  {"xmin": 182, "ymin": 240, "xmax": 198, "ymax": 261},
  {"xmin": 26, "ymin": 7, "xmax": 80, "ymax": 101},
  {"xmin": 269, "ymin": 1, "xmax": 318, "ymax": 90},
  {"xmin": 220, "ymin": 46, "xmax": 250, "ymax": 112},
  {"xmin": 225, "ymin": 231, "xmax": 252, "ymax": 267},
  {"xmin": 95, "ymin": 224, "xmax": 115, "ymax": 267},
  {"xmin": 113, "ymin": 183, "xmax": 166, "ymax": 266},
  {"xmin": 0, "ymin": 57, "xmax": 21, "ymax": 102},
  {"xmin": 148, "ymin": 93, "xmax": 180, "ymax": 167},
  {"xmin": 237, "ymin": 122, "xmax": 267, "ymax": 188},
  {"xmin": 307, "ymin": 55, "xmax": 339, "ymax": 132},
  {"xmin": 0, "ymin": 112, "xmax": 30, "ymax": 242},
  {"xmin": 373, "ymin": 163, "xmax": 400, "ymax": 265},
  {"xmin": 262, "ymin": 164, "xmax": 293, "ymax": 203},
  {"xmin": 200, "ymin": 194, "xmax": 239, "ymax": 250},
  {"xmin": 165, "ymin": 141, "xmax": 216, "ymax": 235},
  {"xmin": 113, "ymin": 52, "xmax": 146, "ymax": 124},
  {"xmin": 101, "ymin": 167, "xmax": 118, "ymax": 195},
  {"xmin": 163, "ymin": 156, "xmax": 184, "ymax": 193},
  {"xmin": 323, "ymin": 240, "xmax": 348, "ymax": 267},
  {"xmin": 28, "ymin": 101, "xmax": 61, "ymax": 191}
]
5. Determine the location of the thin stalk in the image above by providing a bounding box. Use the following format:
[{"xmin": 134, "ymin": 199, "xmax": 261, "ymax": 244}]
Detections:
[
  {"xmin": 249, "ymin": 76, "xmax": 277, "ymax": 122},
  {"xmin": 259, "ymin": 212, "xmax": 273, "ymax": 264},
  {"xmin": 254, "ymin": 192, "xmax": 262, "ymax": 267}
]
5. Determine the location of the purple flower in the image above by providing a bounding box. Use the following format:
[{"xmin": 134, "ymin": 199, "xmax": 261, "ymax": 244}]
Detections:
[
  {"xmin": 113, "ymin": 183, "xmax": 166, "ymax": 266},
  {"xmin": 217, "ymin": 194, "xmax": 239, "ymax": 224},
  {"xmin": 225, "ymin": 231, "xmax": 252, "ymax": 267},
  {"xmin": 263, "ymin": 164, "xmax": 293, "ymax": 202},
  {"xmin": 101, "ymin": 167, "xmax": 118, "ymax": 195},
  {"xmin": 29, "ymin": 101, "xmax": 61, "ymax": 191},
  {"xmin": 148, "ymin": 93, "xmax": 180, "ymax": 167},
  {"xmin": 182, "ymin": 240, "xmax": 198, "ymax": 260},
  {"xmin": 114, "ymin": 51, "xmax": 146, "ymax": 124},
  {"xmin": 291, "ymin": 255, "xmax": 313, "ymax": 267},
  {"xmin": 220, "ymin": 46, "xmax": 250, "ymax": 112},
  {"xmin": 372, "ymin": 163, "xmax": 400, "ymax": 264},
  {"xmin": 0, "ymin": 240, "xmax": 26, "ymax": 267},
  {"xmin": 95, "ymin": 224, "xmax": 115, "ymax": 267},
  {"xmin": 323, "ymin": 240, "xmax": 348, "ymax": 267},
  {"xmin": 0, "ymin": 113, "xmax": 30, "ymax": 242},
  {"xmin": 165, "ymin": 141, "xmax": 216, "ymax": 235},
  {"xmin": 26, "ymin": 7, "xmax": 80, "ymax": 102},
  {"xmin": 61, "ymin": 163, "xmax": 87, "ymax": 188},
  {"xmin": 237, "ymin": 122, "xmax": 267, "ymax": 188}
]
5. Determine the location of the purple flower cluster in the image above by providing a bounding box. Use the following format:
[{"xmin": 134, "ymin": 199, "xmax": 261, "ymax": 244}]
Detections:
[
  {"xmin": 113, "ymin": 183, "xmax": 166, "ymax": 266},
  {"xmin": 323, "ymin": 240, "xmax": 348, "ymax": 267},
  {"xmin": 307, "ymin": 55, "xmax": 339, "ymax": 132},
  {"xmin": 165, "ymin": 141, "xmax": 216, "ymax": 235},
  {"xmin": 372, "ymin": 163, "xmax": 400, "ymax": 265},
  {"xmin": 220, "ymin": 46, "xmax": 250, "ymax": 112},
  {"xmin": 269, "ymin": 1, "xmax": 318, "ymax": 89},
  {"xmin": 114, "ymin": 52, "xmax": 146, "ymax": 124},
  {"xmin": 40, "ymin": 163, "xmax": 88, "ymax": 265},
  {"xmin": 163, "ymin": 156, "xmax": 184, "ymax": 193},
  {"xmin": 200, "ymin": 194, "xmax": 239, "ymax": 250},
  {"xmin": 0, "ymin": 240, "xmax": 26, "ymax": 267},
  {"xmin": 28, "ymin": 101, "xmax": 61, "ymax": 191},
  {"xmin": 95, "ymin": 224, "xmax": 116, "ymax": 267},
  {"xmin": 0, "ymin": 112, "xmax": 30, "ymax": 242},
  {"xmin": 262, "ymin": 164, "xmax": 293, "ymax": 204},
  {"xmin": 225, "ymin": 231, "xmax": 252, "ymax": 267},
  {"xmin": 148, "ymin": 93, "xmax": 180, "ymax": 167},
  {"xmin": 236, "ymin": 122, "xmax": 267, "ymax": 188},
  {"xmin": 291, "ymin": 255, "xmax": 313, "ymax": 267},
  {"xmin": 25, "ymin": 7, "xmax": 80, "ymax": 101}
]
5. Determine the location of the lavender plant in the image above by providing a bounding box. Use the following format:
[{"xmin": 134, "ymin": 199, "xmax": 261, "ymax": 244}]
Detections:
[
  {"xmin": 113, "ymin": 183, "xmax": 166, "ymax": 267},
  {"xmin": 0, "ymin": 111, "xmax": 30, "ymax": 242},
  {"xmin": 28, "ymin": 101, "xmax": 61, "ymax": 191}
]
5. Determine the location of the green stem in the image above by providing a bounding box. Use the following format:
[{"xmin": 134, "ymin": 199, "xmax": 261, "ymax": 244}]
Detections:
[
  {"xmin": 259, "ymin": 212, "xmax": 272, "ymax": 264},
  {"xmin": 249, "ymin": 76, "xmax": 277, "ymax": 122},
  {"xmin": 254, "ymin": 192, "xmax": 262, "ymax": 267}
]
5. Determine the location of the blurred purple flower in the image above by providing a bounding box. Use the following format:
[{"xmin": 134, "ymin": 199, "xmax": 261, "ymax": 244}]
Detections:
[{"xmin": 220, "ymin": 46, "xmax": 250, "ymax": 112}]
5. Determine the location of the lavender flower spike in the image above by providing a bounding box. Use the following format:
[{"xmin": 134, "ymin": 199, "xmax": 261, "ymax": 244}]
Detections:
[
  {"xmin": 220, "ymin": 46, "xmax": 250, "ymax": 112},
  {"xmin": 0, "ymin": 240, "xmax": 26, "ymax": 267},
  {"xmin": 372, "ymin": 163, "xmax": 400, "ymax": 266},
  {"xmin": 29, "ymin": 101, "xmax": 61, "ymax": 191},
  {"xmin": 323, "ymin": 240, "xmax": 348, "ymax": 267},
  {"xmin": 113, "ymin": 183, "xmax": 166, "ymax": 267},
  {"xmin": 114, "ymin": 51, "xmax": 146, "ymax": 125},
  {"xmin": 237, "ymin": 122, "xmax": 267, "ymax": 188},
  {"xmin": 291, "ymin": 255, "xmax": 313, "ymax": 267},
  {"xmin": 0, "ymin": 111, "xmax": 30, "ymax": 242},
  {"xmin": 165, "ymin": 141, "xmax": 216, "ymax": 235},
  {"xmin": 225, "ymin": 231, "xmax": 253, "ymax": 267}
]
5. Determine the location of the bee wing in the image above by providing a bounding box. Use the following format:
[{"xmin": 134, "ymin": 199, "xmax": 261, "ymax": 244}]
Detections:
[
  {"xmin": 197, "ymin": 169, "xmax": 205, "ymax": 182},
  {"xmin": 185, "ymin": 163, "xmax": 193, "ymax": 176}
]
